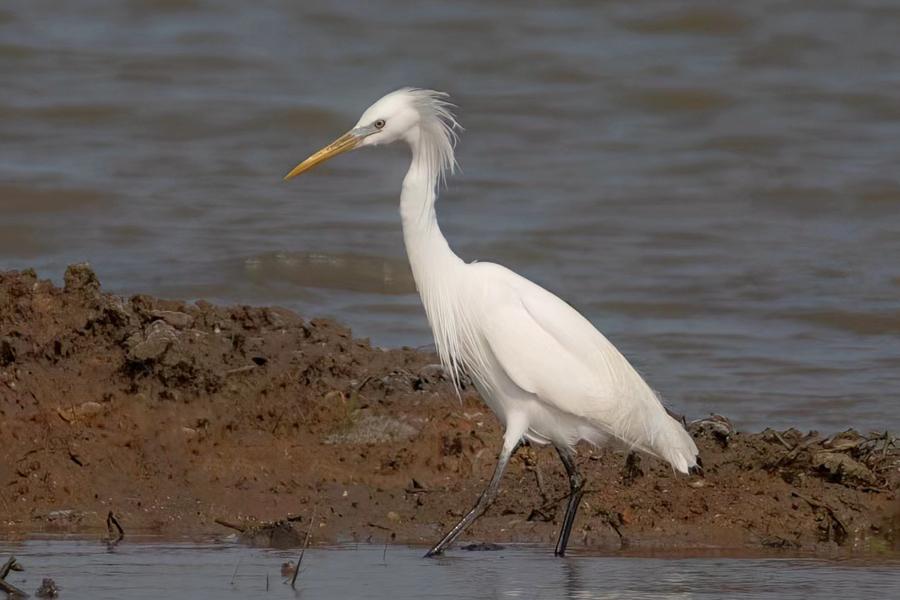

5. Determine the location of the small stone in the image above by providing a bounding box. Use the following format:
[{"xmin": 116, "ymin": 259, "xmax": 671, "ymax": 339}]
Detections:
[
  {"xmin": 324, "ymin": 414, "xmax": 418, "ymax": 445},
  {"xmin": 813, "ymin": 451, "xmax": 876, "ymax": 485},
  {"xmin": 44, "ymin": 509, "xmax": 85, "ymax": 527},
  {"xmin": 127, "ymin": 320, "xmax": 179, "ymax": 361},
  {"xmin": 688, "ymin": 415, "xmax": 734, "ymax": 446},
  {"xmin": 36, "ymin": 578, "xmax": 59, "ymax": 598},
  {"xmin": 150, "ymin": 310, "xmax": 194, "ymax": 329},
  {"xmin": 57, "ymin": 401, "xmax": 104, "ymax": 423},
  {"xmin": 387, "ymin": 511, "xmax": 400, "ymax": 522},
  {"xmin": 76, "ymin": 401, "xmax": 103, "ymax": 417},
  {"xmin": 101, "ymin": 295, "xmax": 134, "ymax": 326},
  {"xmin": 265, "ymin": 308, "xmax": 295, "ymax": 329}
]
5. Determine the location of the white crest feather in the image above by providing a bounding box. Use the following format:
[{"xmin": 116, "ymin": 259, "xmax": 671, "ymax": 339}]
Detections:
[{"xmin": 401, "ymin": 88, "xmax": 460, "ymax": 190}]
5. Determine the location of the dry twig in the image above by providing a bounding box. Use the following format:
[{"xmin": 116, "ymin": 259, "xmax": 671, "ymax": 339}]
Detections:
[
  {"xmin": 0, "ymin": 556, "xmax": 27, "ymax": 598},
  {"xmin": 214, "ymin": 518, "xmax": 246, "ymax": 533},
  {"xmin": 106, "ymin": 511, "xmax": 124, "ymax": 545},
  {"xmin": 291, "ymin": 507, "xmax": 316, "ymax": 589},
  {"xmin": 0, "ymin": 557, "xmax": 16, "ymax": 580}
]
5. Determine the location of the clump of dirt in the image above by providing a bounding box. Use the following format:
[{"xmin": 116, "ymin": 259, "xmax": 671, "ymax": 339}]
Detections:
[{"xmin": 0, "ymin": 266, "xmax": 897, "ymax": 555}]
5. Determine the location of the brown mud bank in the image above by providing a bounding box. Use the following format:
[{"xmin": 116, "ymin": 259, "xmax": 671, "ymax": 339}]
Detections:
[{"xmin": 1, "ymin": 266, "xmax": 897, "ymax": 555}]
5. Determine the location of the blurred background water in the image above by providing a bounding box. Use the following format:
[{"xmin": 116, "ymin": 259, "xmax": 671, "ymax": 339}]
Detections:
[{"xmin": 1, "ymin": 0, "xmax": 898, "ymax": 432}]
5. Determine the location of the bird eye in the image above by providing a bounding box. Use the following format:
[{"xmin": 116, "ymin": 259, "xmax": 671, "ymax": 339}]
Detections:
[{"xmin": 374, "ymin": 119, "xmax": 386, "ymax": 130}]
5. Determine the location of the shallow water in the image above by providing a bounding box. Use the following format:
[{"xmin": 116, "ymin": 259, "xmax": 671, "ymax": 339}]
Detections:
[
  {"xmin": 1, "ymin": 1, "xmax": 899, "ymax": 432},
  {"xmin": 1, "ymin": 540, "xmax": 898, "ymax": 600}
]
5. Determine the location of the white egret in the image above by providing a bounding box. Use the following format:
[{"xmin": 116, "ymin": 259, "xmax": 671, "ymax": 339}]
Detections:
[{"xmin": 285, "ymin": 88, "xmax": 700, "ymax": 557}]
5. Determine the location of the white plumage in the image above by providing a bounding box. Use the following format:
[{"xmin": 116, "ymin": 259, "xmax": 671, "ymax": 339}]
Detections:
[{"xmin": 285, "ymin": 88, "xmax": 700, "ymax": 556}]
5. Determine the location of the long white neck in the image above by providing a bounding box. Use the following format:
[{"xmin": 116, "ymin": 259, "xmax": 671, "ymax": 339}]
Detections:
[
  {"xmin": 400, "ymin": 129, "xmax": 462, "ymax": 280},
  {"xmin": 400, "ymin": 127, "xmax": 467, "ymax": 381}
]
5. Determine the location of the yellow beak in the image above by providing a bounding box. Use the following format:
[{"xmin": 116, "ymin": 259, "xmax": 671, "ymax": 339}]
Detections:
[{"xmin": 283, "ymin": 131, "xmax": 361, "ymax": 180}]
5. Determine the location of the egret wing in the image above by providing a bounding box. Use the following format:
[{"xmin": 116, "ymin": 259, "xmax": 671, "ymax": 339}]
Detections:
[
  {"xmin": 482, "ymin": 299, "xmax": 601, "ymax": 411},
  {"xmin": 475, "ymin": 264, "xmax": 697, "ymax": 471},
  {"xmin": 477, "ymin": 266, "xmax": 634, "ymax": 418}
]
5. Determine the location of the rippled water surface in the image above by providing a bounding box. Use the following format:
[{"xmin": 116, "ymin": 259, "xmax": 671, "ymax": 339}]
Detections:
[
  {"xmin": 1, "ymin": 1, "xmax": 899, "ymax": 431},
  {"xmin": 1, "ymin": 540, "xmax": 898, "ymax": 600}
]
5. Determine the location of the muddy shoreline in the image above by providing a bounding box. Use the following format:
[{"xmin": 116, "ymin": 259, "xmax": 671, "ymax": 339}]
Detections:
[{"xmin": 1, "ymin": 266, "xmax": 897, "ymax": 555}]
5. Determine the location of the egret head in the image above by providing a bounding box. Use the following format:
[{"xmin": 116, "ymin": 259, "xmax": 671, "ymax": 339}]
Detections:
[{"xmin": 284, "ymin": 88, "xmax": 459, "ymax": 183}]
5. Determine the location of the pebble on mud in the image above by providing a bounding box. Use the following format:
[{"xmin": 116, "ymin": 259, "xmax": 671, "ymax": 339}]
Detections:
[
  {"xmin": 813, "ymin": 451, "xmax": 877, "ymax": 486},
  {"xmin": 325, "ymin": 414, "xmax": 418, "ymax": 445},
  {"xmin": 57, "ymin": 401, "xmax": 104, "ymax": 422},
  {"xmin": 150, "ymin": 310, "xmax": 195, "ymax": 330},
  {"xmin": 126, "ymin": 320, "xmax": 179, "ymax": 362}
]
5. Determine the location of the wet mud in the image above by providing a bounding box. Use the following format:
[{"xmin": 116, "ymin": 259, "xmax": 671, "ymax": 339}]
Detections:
[{"xmin": 1, "ymin": 266, "xmax": 897, "ymax": 555}]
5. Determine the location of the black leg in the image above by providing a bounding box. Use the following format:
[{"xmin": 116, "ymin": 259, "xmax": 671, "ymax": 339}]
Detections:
[
  {"xmin": 424, "ymin": 440, "xmax": 520, "ymax": 557},
  {"xmin": 554, "ymin": 446, "xmax": 585, "ymax": 557}
]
